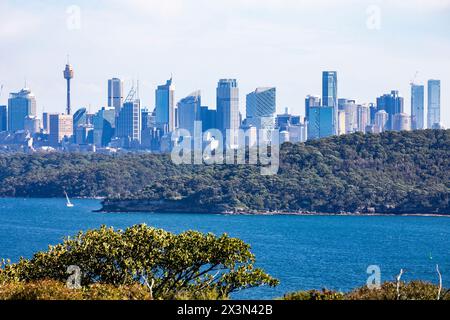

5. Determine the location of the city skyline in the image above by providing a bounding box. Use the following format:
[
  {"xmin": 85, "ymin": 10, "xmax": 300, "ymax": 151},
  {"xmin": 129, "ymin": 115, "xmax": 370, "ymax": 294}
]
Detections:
[{"xmin": 0, "ymin": 0, "xmax": 449, "ymax": 127}]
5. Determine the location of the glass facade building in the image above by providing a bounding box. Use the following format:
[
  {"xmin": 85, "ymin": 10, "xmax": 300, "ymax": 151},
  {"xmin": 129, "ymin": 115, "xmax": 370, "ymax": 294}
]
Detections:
[
  {"xmin": 108, "ymin": 78, "xmax": 124, "ymax": 116},
  {"xmin": 427, "ymin": 80, "xmax": 441, "ymax": 129},
  {"xmin": 411, "ymin": 84, "xmax": 425, "ymax": 130},
  {"xmin": 116, "ymin": 100, "xmax": 141, "ymax": 143},
  {"xmin": 73, "ymin": 107, "xmax": 87, "ymax": 137},
  {"xmin": 376, "ymin": 90, "xmax": 404, "ymax": 130},
  {"xmin": 246, "ymin": 87, "xmax": 276, "ymax": 133},
  {"xmin": 155, "ymin": 78, "xmax": 175, "ymax": 133},
  {"xmin": 307, "ymin": 106, "xmax": 334, "ymax": 140},
  {"xmin": 216, "ymin": 79, "xmax": 240, "ymax": 147},
  {"xmin": 8, "ymin": 88, "xmax": 37, "ymax": 132},
  {"xmin": 305, "ymin": 95, "xmax": 321, "ymax": 122},
  {"xmin": 322, "ymin": 71, "xmax": 338, "ymax": 134},
  {"xmin": 177, "ymin": 91, "xmax": 202, "ymax": 136},
  {"xmin": 0, "ymin": 105, "xmax": 7, "ymax": 132},
  {"xmin": 93, "ymin": 107, "xmax": 115, "ymax": 147}
]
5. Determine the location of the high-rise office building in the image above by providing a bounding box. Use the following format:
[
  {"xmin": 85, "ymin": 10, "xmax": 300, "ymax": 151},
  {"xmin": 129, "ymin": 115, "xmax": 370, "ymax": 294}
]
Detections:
[
  {"xmin": 49, "ymin": 114, "xmax": 73, "ymax": 147},
  {"xmin": 307, "ymin": 106, "xmax": 334, "ymax": 140},
  {"xmin": 374, "ymin": 110, "xmax": 389, "ymax": 133},
  {"xmin": 246, "ymin": 87, "xmax": 277, "ymax": 124},
  {"xmin": 24, "ymin": 116, "xmax": 40, "ymax": 134},
  {"xmin": 93, "ymin": 107, "xmax": 115, "ymax": 147},
  {"xmin": 42, "ymin": 112, "xmax": 50, "ymax": 134},
  {"xmin": 246, "ymin": 87, "xmax": 276, "ymax": 130},
  {"xmin": 411, "ymin": 84, "xmax": 425, "ymax": 130},
  {"xmin": 116, "ymin": 100, "xmax": 141, "ymax": 144},
  {"xmin": 287, "ymin": 123, "xmax": 307, "ymax": 143},
  {"xmin": 217, "ymin": 79, "xmax": 240, "ymax": 146},
  {"xmin": 376, "ymin": 90, "xmax": 404, "ymax": 130},
  {"xmin": 0, "ymin": 105, "xmax": 7, "ymax": 132},
  {"xmin": 75, "ymin": 125, "xmax": 94, "ymax": 145},
  {"xmin": 276, "ymin": 110, "xmax": 302, "ymax": 131},
  {"xmin": 338, "ymin": 110, "xmax": 346, "ymax": 135},
  {"xmin": 73, "ymin": 107, "xmax": 87, "ymax": 137},
  {"xmin": 155, "ymin": 78, "xmax": 175, "ymax": 133},
  {"xmin": 141, "ymin": 108, "xmax": 150, "ymax": 131},
  {"xmin": 8, "ymin": 88, "xmax": 37, "ymax": 132},
  {"xmin": 339, "ymin": 99, "xmax": 357, "ymax": 134},
  {"xmin": 108, "ymin": 78, "xmax": 124, "ymax": 116},
  {"xmin": 356, "ymin": 104, "xmax": 370, "ymax": 133},
  {"xmin": 177, "ymin": 91, "xmax": 202, "ymax": 136},
  {"xmin": 368, "ymin": 103, "xmax": 377, "ymax": 125},
  {"xmin": 393, "ymin": 113, "xmax": 411, "ymax": 131},
  {"xmin": 427, "ymin": 80, "xmax": 441, "ymax": 129},
  {"xmin": 305, "ymin": 95, "xmax": 321, "ymax": 121},
  {"xmin": 322, "ymin": 71, "xmax": 338, "ymax": 134},
  {"xmin": 200, "ymin": 106, "xmax": 217, "ymax": 132}
]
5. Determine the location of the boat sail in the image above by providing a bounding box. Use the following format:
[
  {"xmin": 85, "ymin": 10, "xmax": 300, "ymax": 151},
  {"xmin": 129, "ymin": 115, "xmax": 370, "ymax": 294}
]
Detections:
[{"xmin": 65, "ymin": 191, "xmax": 74, "ymax": 208}]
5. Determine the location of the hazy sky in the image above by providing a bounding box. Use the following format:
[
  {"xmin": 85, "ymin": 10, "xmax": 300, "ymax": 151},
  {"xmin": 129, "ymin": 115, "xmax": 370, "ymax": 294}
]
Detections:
[{"xmin": 1, "ymin": 0, "xmax": 449, "ymax": 126}]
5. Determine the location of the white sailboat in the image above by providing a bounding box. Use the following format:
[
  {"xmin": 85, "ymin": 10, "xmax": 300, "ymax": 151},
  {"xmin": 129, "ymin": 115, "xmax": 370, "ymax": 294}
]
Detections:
[{"xmin": 65, "ymin": 191, "xmax": 74, "ymax": 208}]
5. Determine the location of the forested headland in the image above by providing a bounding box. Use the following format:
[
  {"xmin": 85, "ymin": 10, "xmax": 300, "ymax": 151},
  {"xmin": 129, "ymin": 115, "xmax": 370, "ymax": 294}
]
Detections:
[{"xmin": 0, "ymin": 130, "xmax": 449, "ymax": 215}]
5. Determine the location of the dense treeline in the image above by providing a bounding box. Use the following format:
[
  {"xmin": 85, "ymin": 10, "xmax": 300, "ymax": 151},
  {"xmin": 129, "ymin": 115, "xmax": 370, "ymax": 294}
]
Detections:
[
  {"xmin": 0, "ymin": 152, "xmax": 194, "ymax": 198},
  {"xmin": 0, "ymin": 130, "xmax": 449, "ymax": 214}
]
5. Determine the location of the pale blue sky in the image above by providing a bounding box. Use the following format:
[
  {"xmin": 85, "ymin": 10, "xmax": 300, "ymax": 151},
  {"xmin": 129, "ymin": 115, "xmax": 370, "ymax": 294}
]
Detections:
[{"xmin": 0, "ymin": 0, "xmax": 449, "ymax": 126}]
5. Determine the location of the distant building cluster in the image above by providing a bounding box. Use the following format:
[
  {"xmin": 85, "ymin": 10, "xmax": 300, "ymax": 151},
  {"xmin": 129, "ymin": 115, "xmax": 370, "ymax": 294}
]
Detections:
[{"xmin": 0, "ymin": 64, "xmax": 444, "ymax": 154}]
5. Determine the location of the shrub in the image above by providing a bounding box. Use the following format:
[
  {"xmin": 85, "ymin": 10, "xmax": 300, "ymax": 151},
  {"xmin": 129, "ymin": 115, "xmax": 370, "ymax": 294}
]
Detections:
[
  {"xmin": 0, "ymin": 280, "xmax": 151, "ymax": 300},
  {"xmin": 282, "ymin": 289, "xmax": 344, "ymax": 300},
  {"xmin": 0, "ymin": 224, "xmax": 278, "ymax": 300},
  {"xmin": 281, "ymin": 281, "xmax": 450, "ymax": 300},
  {"xmin": 346, "ymin": 281, "xmax": 450, "ymax": 300}
]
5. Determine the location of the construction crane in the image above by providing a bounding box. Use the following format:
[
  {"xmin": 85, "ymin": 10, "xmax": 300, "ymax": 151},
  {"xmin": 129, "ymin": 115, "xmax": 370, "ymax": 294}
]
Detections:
[{"xmin": 124, "ymin": 85, "xmax": 137, "ymax": 103}]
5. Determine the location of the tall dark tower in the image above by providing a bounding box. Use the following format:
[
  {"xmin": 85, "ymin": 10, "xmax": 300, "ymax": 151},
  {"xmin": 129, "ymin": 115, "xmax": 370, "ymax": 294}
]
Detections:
[{"xmin": 63, "ymin": 62, "xmax": 74, "ymax": 115}]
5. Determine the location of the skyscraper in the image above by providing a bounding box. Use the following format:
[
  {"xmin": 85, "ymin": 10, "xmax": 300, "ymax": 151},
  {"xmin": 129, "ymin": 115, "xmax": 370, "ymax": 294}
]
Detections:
[
  {"xmin": 276, "ymin": 110, "xmax": 302, "ymax": 131},
  {"xmin": 376, "ymin": 90, "xmax": 404, "ymax": 130},
  {"xmin": 63, "ymin": 63, "xmax": 74, "ymax": 115},
  {"xmin": 42, "ymin": 112, "xmax": 50, "ymax": 134},
  {"xmin": 427, "ymin": 80, "xmax": 441, "ymax": 129},
  {"xmin": 155, "ymin": 77, "xmax": 175, "ymax": 133},
  {"xmin": 200, "ymin": 106, "xmax": 217, "ymax": 132},
  {"xmin": 108, "ymin": 78, "xmax": 123, "ymax": 116},
  {"xmin": 305, "ymin": 95, "xmax": 321, "ymax": 121},
  {"xmin": 8, "ymin": 88, "xmax": 37, "ymax": 132},
  {"xmin": 246, "ymin": 88, "xmax": 276, "ymax": 119},
  {"xmin": 356, "ymin": 104, "xmax": 370, "ymax": 133},
  {"xmin": 177, "ymin": 91, "xmax": 201, "ymax": 136},
  {"xmin": 0, "ymin": 105, "xmax": 7, "ymax": 132},
  {"xmin": 322, "ymin": 71, "xmax": 338, "ymax": 134},
  {"xmin": 338, "ymin": 110, "xmax": 346, "ymax": 135},
  {"xmin": 24, "ymin": 116, "xmax": 41, "ymax": 134},
  {"xmin": 246, "ymin": 87, "xmax": 276, "ymax": 130},
  {"xmin": 93, "ymin": 107, "xmax": 115, "ymax": 147},
  {"xmin": 411, "ymin": 84, "xmax": 425, "ymax": 130},
  {"xmin": 116, "ymin": 100, "xmax": 141, "ymax": 144},
  {"xmin": 307, "ymin": 106, "xmax": 334, "ymax": 140},
  {"xmin": 49, "ymin": 114, "xmax": 73, "ymax": 147},
  {"xmin": 393, "ymin": 113, "xmax": 412, "ymax": 131},
  {"xmin": 339, "ymin": 99, "xmax": 357, "ymax": 134},
  {"xmin": 73, "ymin": 107, "xmax": 87, "ymax": 137},
  {"xmin": 374, "ymin": 110, "xmax": 389, "ymax": 133},
  {"xmin": 216, "ymin": 79, "xmax": 240, "ymax": 146}
]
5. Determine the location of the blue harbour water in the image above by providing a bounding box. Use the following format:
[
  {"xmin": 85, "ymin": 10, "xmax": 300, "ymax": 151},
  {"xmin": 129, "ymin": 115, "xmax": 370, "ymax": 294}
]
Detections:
[{"xmin": 0, "ymin": 198, "xmax": 449, "ymax": 299}]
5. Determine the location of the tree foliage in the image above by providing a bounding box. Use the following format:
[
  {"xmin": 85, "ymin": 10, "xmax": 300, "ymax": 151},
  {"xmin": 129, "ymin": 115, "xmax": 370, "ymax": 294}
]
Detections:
[
  {"xmin": 106, "ymin": 130, "xmax": 450, "ymax": 214},
  {"xmin": 0, "ymin": 130, "xmax": 449, "ymax": 214},
  {"xmin": 0, "ymin": 225, "xmax": 278, "ymax": 299}
]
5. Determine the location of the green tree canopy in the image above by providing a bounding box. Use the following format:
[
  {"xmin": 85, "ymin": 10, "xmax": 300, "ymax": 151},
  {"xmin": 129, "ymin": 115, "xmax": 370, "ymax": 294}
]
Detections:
[{"xmin": 1, "ymin": 225, "xmax": 278, "ymax": 299}]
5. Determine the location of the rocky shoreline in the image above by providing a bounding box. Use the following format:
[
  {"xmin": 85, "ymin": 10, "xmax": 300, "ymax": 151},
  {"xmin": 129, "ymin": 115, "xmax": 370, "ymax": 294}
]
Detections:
[{"xmin": 98, "ymin": 199, "xmax": 450, "ymax": 217}]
